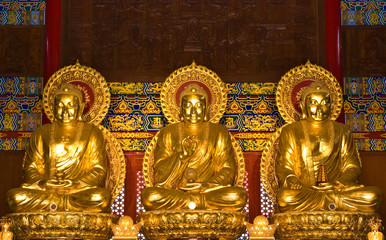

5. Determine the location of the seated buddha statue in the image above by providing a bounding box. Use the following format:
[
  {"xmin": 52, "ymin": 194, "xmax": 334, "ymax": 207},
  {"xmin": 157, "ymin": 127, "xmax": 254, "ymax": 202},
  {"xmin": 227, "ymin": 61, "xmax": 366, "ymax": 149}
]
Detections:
[
  {"xmin": 141, "ymin": 84, "xmax": 247, "ymax": 211},
  {"xmin": 7, "ymin": 83, "xmax": 111, "ymax": 213},
  {"xmin": 276, "ymin": 82, "xmax": 383, "ymax": 212}
]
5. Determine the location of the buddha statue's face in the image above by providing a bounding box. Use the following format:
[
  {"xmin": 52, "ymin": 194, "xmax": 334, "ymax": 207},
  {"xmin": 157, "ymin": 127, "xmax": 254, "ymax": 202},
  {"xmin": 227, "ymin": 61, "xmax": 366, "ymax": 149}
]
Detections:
[
  {"xmin": 181, "ymin": 94, "xmax": 207, "ymax": 124},
  {"xmin": 54, "ymin": 94, "xmax": 81, "ymax": 124},
  {"xmin": 304, "ymin": 92, "xmax": 331, "ymax": 122}
]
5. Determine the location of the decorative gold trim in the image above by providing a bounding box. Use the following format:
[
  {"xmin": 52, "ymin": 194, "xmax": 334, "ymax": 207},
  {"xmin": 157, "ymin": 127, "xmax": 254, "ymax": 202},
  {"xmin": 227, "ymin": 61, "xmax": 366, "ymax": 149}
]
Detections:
[
  {"xmin": 160, "ymin": 61, "xmax": 227, "ymax": 124},
  {"xmin": 260, "ymin": 125, "xmax": 286, "ymax": 202},
  {"xmin": 271, "ymin": 211, "xmax": 378, "ymax": 240},
  {"xmin": 43, "ymin": 61, "xmax": 110, "ymax": 125},
  {"xmin": 142, "ymin": 132, "xmax": 158, "ymax": 187},
  {"xmin": 276, "ymin": 60, "xmax": 343, "ymax": 123},
  {"xmin": 98, "ymin": 125, "xmax": 126, "ymax": 202},
  {"xmin": 138, "ymin": 210, "xmax": 248, "ymax": 240},
  {"xmin": 8, "ymin": 211, "xmax": 119, "ymax": 240},
  {"xmin": 230, "ymin": 133, "xmax": 246, "ymax": 187}
]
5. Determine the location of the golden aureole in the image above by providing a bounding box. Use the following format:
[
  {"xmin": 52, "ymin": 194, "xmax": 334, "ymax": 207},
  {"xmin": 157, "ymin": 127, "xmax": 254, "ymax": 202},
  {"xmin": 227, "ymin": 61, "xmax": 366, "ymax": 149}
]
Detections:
[
  {"xmin": 139, "ymin": 62, "xmax": 248, "ymax": 239},
  {"xmin": 6, "ymin": 62, "xmax": 125, "ymax": 240},
  {"xmin": 261, "ymin": 61, "xmax": 384, "ymax": 239}
]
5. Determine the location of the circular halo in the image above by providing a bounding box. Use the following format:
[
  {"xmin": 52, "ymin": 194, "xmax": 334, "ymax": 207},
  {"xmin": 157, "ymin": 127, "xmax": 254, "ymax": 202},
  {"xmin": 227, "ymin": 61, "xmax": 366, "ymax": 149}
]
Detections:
[
  {"xmin": 43, "ymin": 61, "xmax": 110, "ymax": 125},
  {"xmin": 160, "ymin": 61, "xmax": 227, "ymax": 124},
  {"xmin": 97, "ymin": 125, "xmax": 126, "ymax": 202},
  {"xmin": 142, "ymin": 132, "xmax": 245, "ymax": 188},
  {"xmin": 260, "ymin": 125, "xmax": 285, "ymax": 202},
  {"xmin": 276, "ymin": 61, "xmax": 343, "ymax": 123}
]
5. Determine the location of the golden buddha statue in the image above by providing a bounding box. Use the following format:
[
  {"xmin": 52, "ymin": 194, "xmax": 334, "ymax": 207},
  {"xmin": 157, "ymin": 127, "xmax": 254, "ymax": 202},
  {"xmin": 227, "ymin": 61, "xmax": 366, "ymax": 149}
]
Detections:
[
  {"xmin": 7, "ymin": 83, "xmax": 111, "ymax": 213},
  {"xmin": 275, "ymin": 82, "xmax": 383, "ymax": 212},
  {"xmin": 141, "ymin": 83, "xmax": 247, "ymax": 211},
  {"xmin": 139, "ymin": 63, "xmax": 248, "ymax": 240},
  {"xmin": 261, "ymin": 61, "xmax": 383, "ymax": 239}
]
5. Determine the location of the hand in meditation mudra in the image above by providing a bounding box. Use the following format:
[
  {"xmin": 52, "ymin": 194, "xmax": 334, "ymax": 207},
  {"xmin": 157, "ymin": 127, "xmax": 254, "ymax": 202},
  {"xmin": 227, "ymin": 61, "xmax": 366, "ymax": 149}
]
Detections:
[
  {"xmin": 7, "ymin": 83, "xmax": 111, "ymax": 213},
  {"xmin": 276, "ymin": 82, "xmax": 383, "ymax": 212},
  {"xmin": 141, "ymin": 83, "xmax": 247, "ymax": 211}
]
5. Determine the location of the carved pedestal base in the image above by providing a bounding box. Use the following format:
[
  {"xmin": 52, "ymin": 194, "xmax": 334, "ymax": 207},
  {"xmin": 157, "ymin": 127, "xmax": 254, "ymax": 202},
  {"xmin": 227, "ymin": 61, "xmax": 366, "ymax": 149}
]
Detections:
[
  {"xmin": 138, "ymin": 210, "xmax": 248, "ymax": 240},
  {"xmin": 271, "ymin": 211, "xmax": 379, "ymax": 240},
  {"xmin": 8, "ymin": 211, "xmax": 119, "ymax": 240}
]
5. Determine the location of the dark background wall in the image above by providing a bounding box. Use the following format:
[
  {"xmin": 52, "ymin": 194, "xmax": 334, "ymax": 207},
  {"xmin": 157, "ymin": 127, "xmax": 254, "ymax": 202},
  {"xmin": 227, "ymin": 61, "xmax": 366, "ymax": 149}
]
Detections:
[{"xmin": 61, "ymin": 0, "xmax": 325, "ymax": 83}]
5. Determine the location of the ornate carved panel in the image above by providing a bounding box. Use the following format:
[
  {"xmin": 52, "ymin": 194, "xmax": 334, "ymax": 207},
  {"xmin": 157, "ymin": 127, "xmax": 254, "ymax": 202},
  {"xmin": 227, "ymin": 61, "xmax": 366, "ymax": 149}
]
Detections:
[
  {"xmin": 342, "ymin": 26, "xmax": 386, "ymax": 77},
  {"xmin": 0, "ymin": 26, "xmax": 45, "ymax": 76},
  {"xmin": 62, "ymin": 0, "xmax": 322, "ymax": 82}
]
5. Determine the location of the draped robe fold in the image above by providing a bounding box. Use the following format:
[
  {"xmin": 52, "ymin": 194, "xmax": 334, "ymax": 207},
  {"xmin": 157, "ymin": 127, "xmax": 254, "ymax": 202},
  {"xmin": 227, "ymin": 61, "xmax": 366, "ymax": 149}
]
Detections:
[
  {"xmin": 7, "ymin": 123, "xmax": 111, "ymax": 213},
  {"xmin": 141, "ymin": 122, "xmax": 247, "ymax": 211}
]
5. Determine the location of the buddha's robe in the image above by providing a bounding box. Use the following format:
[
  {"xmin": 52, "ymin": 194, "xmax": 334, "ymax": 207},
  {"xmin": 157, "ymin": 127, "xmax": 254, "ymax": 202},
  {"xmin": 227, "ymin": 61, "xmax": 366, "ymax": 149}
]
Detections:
[
  {"xmin": 141, "ymin": 122, "xmax": 247, "ymax": 211},
  {"xmin": 276, "ymin": 120, "xmax": 383, "ymax": 212},
  {"xmin": 7, "ymin": 123, "xmax": 111, "ymax": 213}
]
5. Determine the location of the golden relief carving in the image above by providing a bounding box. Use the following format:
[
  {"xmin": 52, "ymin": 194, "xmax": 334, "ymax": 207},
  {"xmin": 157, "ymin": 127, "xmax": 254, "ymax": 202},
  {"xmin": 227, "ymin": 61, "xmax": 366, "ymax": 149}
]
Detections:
[
  {"xmin": 8, "ymin": 212, "xmax": 118, "ymax": 240},
  {"xmin": 138, "ymin": 210, "xmax": 247, "ymax": 240},
  {"xmin": 271, "ymin": 211, "xmax": 380, "ymax": 239}
]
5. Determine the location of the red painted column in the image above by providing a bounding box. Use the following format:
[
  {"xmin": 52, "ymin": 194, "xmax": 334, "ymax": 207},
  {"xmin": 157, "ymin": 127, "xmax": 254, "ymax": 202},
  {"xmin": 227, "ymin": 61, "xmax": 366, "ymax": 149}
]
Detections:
[
  {"xmin": 244, "ymin": 153, "xmax": 261, "ymax": 223},
  {"xmin": 44, "ymin": 0, "xmax": 62, "ymax": 82},
  {"xmin": 325, "ymin": 0, "xmax": 344, "ymax": 122},
  {"xmin": 325, "ymin": 0, "xmax": 342, "ymax": 82},
  {"xmin": 43, "ymin": 0, "xmax": 62, "ymax": 124},
  {"xmin": 124, "ymin": 152, "xmax": 145, "ymax": 221}
]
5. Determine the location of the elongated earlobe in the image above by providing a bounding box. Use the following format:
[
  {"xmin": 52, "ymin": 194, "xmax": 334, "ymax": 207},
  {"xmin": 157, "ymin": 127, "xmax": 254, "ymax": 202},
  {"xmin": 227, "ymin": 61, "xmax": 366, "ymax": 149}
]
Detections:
[
  {"xmin": 78, "ymin": 103, "xmax": 86, "ymax": 121},
  {"xmin": 203, "ymin": 104, "xmax": 209, "ymax": 121},
  {"xmin": 299, "ymin": 102, "xmax": 307, "ymax": 120}
]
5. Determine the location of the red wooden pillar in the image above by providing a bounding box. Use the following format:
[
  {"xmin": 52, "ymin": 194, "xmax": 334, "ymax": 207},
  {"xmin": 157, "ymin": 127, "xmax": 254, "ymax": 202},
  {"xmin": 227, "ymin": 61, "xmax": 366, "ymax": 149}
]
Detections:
[
  {"xmin": 244, "ymin": 152, "xmax": 261, "ymax": 222},
  {"xmin": 43, "ymin": 0, "xmax": 62, "ymax": 124},
  {"xmin": 45, "ymin": 0, "xmax": 62, "ymax": 82},
  {"xmin": 124, "ymin": 152, "xmax": 145, "ymax": 221},
  {"xmin": 325, "ymin": 0, "xmax": 343, "ymax": 122},
  {"xmin": 325, "ymin": 0, "xmax": 342, "ymax": 83}
]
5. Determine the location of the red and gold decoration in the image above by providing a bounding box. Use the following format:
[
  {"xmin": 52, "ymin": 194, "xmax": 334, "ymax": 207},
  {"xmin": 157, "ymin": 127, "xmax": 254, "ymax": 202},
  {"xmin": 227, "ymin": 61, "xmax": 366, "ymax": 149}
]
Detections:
[
  {"xmin": 160, "ymin": 61, "xmax": 228, "ymax": 124},
  {"xmin": 275, "ymin": 60, "xmax": 343, "ymax": 123},
  {"xmin": 43, "ymin": 60, "xmax": 111, "ymax": 125}
]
